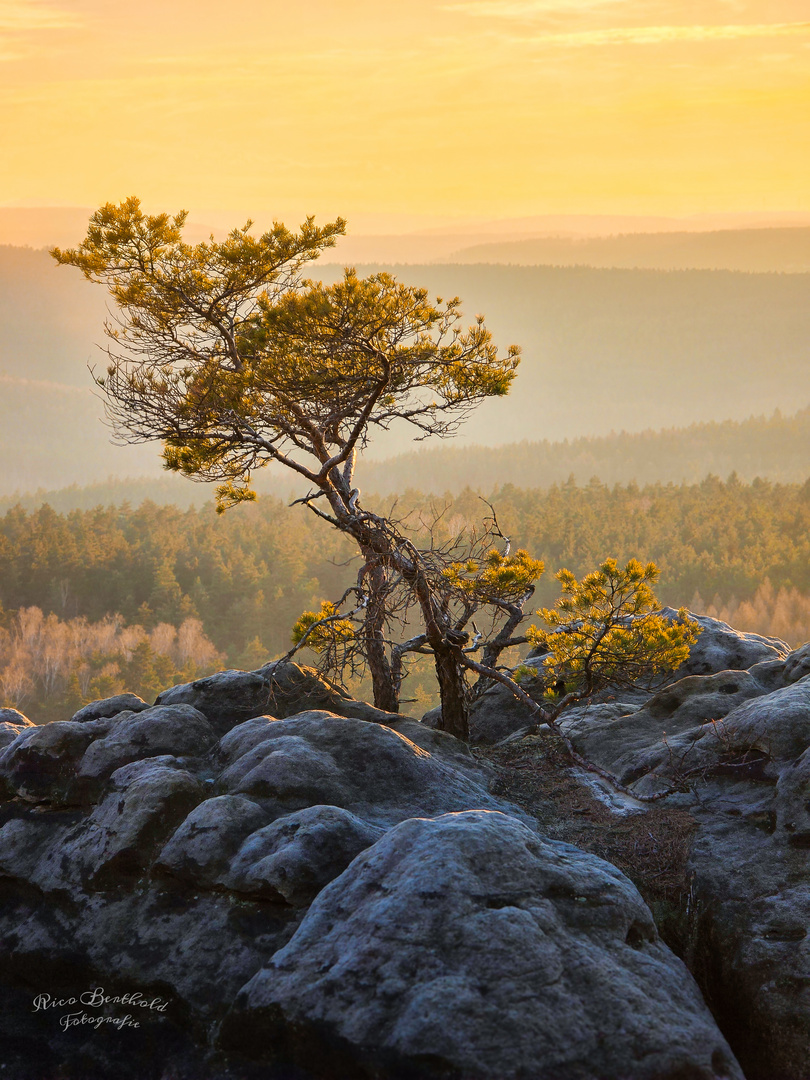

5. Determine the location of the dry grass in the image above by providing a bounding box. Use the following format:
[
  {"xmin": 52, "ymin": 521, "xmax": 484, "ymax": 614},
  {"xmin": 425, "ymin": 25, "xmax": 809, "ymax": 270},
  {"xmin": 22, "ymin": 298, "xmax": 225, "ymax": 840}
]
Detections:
[{"xmin": 481, "ymin": 734, "xmax": 698, "ymax": 911}]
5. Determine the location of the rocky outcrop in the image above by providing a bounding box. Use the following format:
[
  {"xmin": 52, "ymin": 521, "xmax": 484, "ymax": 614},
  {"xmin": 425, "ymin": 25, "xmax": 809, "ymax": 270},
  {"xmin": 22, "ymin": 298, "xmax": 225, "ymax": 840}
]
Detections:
[
  {"xmin": 658, "ymin": 608, "xmax": 790, "ymax": 678},
  {"xmin": 417, "ymin": 610, "xmax": 810, "ymax": 1078},
  {"xmin": 463, "ymin": 610, "xmax": 796, "ymax": 746},
  {"xmin": 554, "ymin": 665, "xmax": 810, "ymax": 1080},
  {"xmin": 0, "ymin": 681, "xmax": 738, "ymax": 1080},
  {"xmin": 222, "ymin": 811, "xmax": 741, "ymax": 1080},
  {"xmin": 71, "ymin": 693, "xmax": 151, "ymax": 723},
  {"xmin": 0, "ymin": 707, "xmax": 34, "ymax": 750},
  {"xmin": 155, "ymin": 660, "xmax": 404, "ymax": 736}
]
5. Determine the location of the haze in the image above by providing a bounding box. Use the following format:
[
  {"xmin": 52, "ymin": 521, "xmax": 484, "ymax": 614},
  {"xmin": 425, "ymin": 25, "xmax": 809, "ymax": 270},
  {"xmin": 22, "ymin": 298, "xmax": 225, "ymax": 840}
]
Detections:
[{"xmin": 1, "ymin": 0, "xmax": 808, "ymax": 222}]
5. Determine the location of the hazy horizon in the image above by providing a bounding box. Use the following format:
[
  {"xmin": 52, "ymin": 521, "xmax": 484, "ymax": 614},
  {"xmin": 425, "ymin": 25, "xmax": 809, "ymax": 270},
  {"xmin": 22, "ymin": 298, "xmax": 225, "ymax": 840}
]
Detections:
[{"xmin": 4, "ymin": 206, "xmax": 810, "ymax": 262}]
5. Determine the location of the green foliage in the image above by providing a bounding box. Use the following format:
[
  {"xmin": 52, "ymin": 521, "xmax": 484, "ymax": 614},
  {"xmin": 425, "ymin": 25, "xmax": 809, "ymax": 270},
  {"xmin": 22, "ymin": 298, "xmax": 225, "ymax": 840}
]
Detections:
[
  {"xmin": 513, "ymin": 663, "xmax": 539, "ymax": 684},
  {"xmin": 527, "ymin": 558, "xmax": 698, "ymax": 694},
  {"xmin": 291, "ymin": 601, "xmax": 356, "ymax": 652},
  {"xmin": 52, "ymin": 197, "xmax": 344, "ymax": 314},
  {"xmin": 52, "ymin": 200, "xmax": 520, "ymax": 513},
  {"xmin": 441, "ymin": 548, "xmax": 544, "ymax": 603}
]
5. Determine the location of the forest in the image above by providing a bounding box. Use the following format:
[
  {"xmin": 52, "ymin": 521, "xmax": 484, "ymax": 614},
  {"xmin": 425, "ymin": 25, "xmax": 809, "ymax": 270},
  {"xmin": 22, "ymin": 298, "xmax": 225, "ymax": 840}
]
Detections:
[{"xmin": 3, "ymin": 473, "xmax": 810, "ymax": 722}]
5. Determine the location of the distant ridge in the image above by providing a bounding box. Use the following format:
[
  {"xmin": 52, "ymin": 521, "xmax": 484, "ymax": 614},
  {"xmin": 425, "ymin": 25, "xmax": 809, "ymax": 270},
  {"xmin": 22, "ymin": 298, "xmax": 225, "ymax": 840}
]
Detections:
[
  {"xmin": 448, "ymin": 227, "xmax": 810, "ymax": 272},
  {"xmin": 4, "ymin": 206, "xmax": 810, "ymax": 266},
  {"xmin": 5, "ymin": 246, "xmax": 810, "ymax": 492},
  {"xmin": 3, "ymin": 407, "xmax": 809, "ymax": 513},
  {"xmin": 357, "ymin": 407, "xmax": 810, "ymax": 494}
]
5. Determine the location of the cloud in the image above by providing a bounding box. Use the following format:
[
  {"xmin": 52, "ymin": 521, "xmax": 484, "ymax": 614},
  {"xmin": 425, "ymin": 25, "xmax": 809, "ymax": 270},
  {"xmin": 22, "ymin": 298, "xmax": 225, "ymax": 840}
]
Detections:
[
  {"xmin": 519, "ymin": 21, "xmax": 810, "ymax": 46},
  {"xmin": 0, "ymin": 1, "xmax": 79, "ymax": 32}
]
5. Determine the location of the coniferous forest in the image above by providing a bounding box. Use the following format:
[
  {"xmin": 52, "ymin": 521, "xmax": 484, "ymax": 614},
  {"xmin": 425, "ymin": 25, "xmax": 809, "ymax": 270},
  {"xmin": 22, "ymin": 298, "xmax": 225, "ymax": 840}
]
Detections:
[{"xmin": 3, "ymin": 473, "xmax": 810, "ymax": 720}]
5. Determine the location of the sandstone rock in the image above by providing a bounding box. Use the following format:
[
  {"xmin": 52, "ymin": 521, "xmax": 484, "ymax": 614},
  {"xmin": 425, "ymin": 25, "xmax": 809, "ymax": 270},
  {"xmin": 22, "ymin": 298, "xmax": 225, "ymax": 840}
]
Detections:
[
  {"xmin": 683, "ymin": 798, "xmax": 810, "ymax": 1080},
  {"xmin": 223, "ymin": 804, "xmax": 384, "ymax": 905},
  {"xmin": 774, "ymin": 745, "xmax": 810, "ymax": 846},
  {"xmin": 782, "ymin": 641, "xmax": 810, "ymax": 686},
  {"xmin": 0, "ymin": 812, "xmax": 79, "ymax": 889},
  {"xmin": 661, "ymin": 608, "xmax": 790, "ymax": 677},
  {"xmin": 155, "ymin": 668, "xmax": 278, "ymax": 735},
  {"xmin": 0, "ymin": 717, "xmax": 113, "ymax": 802},
  {"xmin": 69, "ymin": 766, "xmax": 204, "ymax": 887},
  {"xmin": 0, "ymin": 708, "xmax": 34, "ymax": 750},
  {"xmin": 748, "ymin": 657, "xmax": 787, "ymax": 691},
  {"xmin": 155, "ymin": 661, "xmax": 403, "ymax": 736},
  {"xmin": 2, "ymin": 658, "xmax": 793, "ymax": 1080},
  {"xmin": 458, "ymin": 610, "xmax": 793, "ymax": 748},
  {"xmin": 0, "ymin": 760, "xmax": 204, "ymax": 894},
  {"xmin": 638, "ymin": 669, "xmax": 768, "ymax": 726},
  {"xmin": 561, "ymin": 670, "xmax": 771, "ymax": 789},
  {"xmin": 155, "ymin": 793, "xmax": 270, "ymax": 887},
  {"xmin": 385, "ymin": 715, "xmax": 479, "ymax": 771},
  {"xmin": 466, "ymin": 681, "xmax": 539, "ymax": 745},
  {"xmin": 562, "ymin": 672, "xmax": 810, "ymax": 1078},
  {"xmin": 706, "ymin": 677, "xmax": 810, "ymax": 764},
  {"xmin": 0, "ymin": 707, "xmax": 32, "ymax": 725},
  {"xmin": 77, "ymin": 703, "xmax": 217, "ymax": 784},
  {"xmin": 0, "ymin": 704, "xmax": 524, "ymax": 1080},
  {"xmin": 217, "ymin": 711, "xmax": 515, "ymax": 826},
  {"xmin": 465, "ymin": 672, "xmax": 646, "ymax": 748},
  {"xmin": 70, "ymin": 693, "xmax": 150, "ymax": 723},
  {"xmin": 223, "ymin": 810, "xmax": 741, "ymax": 1080}
]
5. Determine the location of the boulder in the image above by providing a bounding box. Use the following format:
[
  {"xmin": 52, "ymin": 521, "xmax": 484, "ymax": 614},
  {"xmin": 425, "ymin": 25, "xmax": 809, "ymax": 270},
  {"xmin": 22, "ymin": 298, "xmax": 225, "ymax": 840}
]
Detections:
[
  {"xmin": 0, "ymin": 759, "xmax": 204, "ymax": 894},
  {"xmin": 461, "ymin": 612, "xmax": 793, "ymax": 746},
  {"xmin": 222, "ymin": 810, "xmax": 741, "ymax": 1080},
  {"xmin": 774, "ymin": 745, "xmax": 810, "ymax": 846},
  {"xmin": 69, "ymin": 765, "xmax": 204, "ymax": 888},
  {"xmin": 222, "ymin": 804, "xmax": 384, "ymax": 905},
  {"xmin": 2, "ymin": 660, "xmax": 795, "ymax": 1080},
  {"xmin": 70, "ymin": 693, "xmax": 150, "ymax": 723},
  {"xmin": 598, "ymin": 677, "xmax": 810, "ymax": 792},
  {"xmin": 782, "ymin": 641, "xmax": 810, "ymax": 686},
  {"xmin": 0, "ymin": 707, "xmax": 32, "ymax": 725},
  {"xmin": 0, "ymin": 717, "xmax": 114, "ymax": 803},
  {"xmin": 559, "ymin": 669, "xmax": 771, "ymax": 789},
  {"xmin": 154, "ymin": 793, "xmax": 270, "ymax": 887},
  {"xmin": 0, "ymin": 705, "xmax": 533, "ymax": 1080},
  {"xmin": 77, "ymin": 704, "xmax": 217, "ymax": 785},
  {"xmin": 155, "ymin": 661, "xmax": 404, "ymax": 736},
  {"xmin": 560, "ymin": 672, "xmax": 810, "ymax": 1078},
  {"xmin": 463, "ymin": 680, "xmax": 541, "ymax": 745},
  {"xmin": 217, "ymin": 711, "xmax": 515, "ymax": 826},
  {"xmin": 747, "ymin": 657, "xmax": 787, "ymax": 691},
  {"xmin": 0, "ymin": 708, "xmax": 34, "ymax": 750},
  {"xmin": 661, "ymin": 608, "xmax": 790, "ymax": 677}
]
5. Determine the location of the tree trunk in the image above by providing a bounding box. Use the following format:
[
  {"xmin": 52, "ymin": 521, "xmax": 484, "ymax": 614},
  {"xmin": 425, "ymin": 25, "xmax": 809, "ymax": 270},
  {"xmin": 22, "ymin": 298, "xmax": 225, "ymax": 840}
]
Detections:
[
  {"xmin": 367, "ymin": 639, "xmax": 399, "ymax": 713},
  {"xmin": 433, "ymin": 642, "xmax": 469, "ymax": 740},
  {"xmin": 360, "ymin": 550, "xmax": 399, "ymax": 714}
]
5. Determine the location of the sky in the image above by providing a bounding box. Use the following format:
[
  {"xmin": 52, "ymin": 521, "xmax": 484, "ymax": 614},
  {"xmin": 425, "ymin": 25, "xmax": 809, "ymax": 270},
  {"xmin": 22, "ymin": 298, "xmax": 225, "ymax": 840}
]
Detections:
[{"xmin": 0, "ymin": 0, "xmax": 808, "ymax": 228}]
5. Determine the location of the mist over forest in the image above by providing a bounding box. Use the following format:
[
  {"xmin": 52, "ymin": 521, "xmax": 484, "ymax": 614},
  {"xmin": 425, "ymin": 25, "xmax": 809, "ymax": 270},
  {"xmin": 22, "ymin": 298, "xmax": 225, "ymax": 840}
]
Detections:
[
  {"xmin": 2, "ymin": 239, "xmax": 810, "ymax": 494},
  {"xmin": 3, "ymin": 225, "xmax": 810, "ymax": 715}
]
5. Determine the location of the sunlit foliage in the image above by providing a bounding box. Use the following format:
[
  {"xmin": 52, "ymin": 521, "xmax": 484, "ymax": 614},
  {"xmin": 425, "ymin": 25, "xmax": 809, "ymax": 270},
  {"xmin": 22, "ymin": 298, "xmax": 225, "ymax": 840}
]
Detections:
[{"xmin": 527, "ymin": 559, "xmax": 698, "ymax": 695}]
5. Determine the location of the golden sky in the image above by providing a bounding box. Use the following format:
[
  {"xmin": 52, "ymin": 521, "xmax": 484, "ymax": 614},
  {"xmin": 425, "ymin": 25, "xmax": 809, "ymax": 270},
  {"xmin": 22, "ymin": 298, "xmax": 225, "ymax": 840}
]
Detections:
[{"xmin": 1, "ymin": 0, "xmax": 808, "ymax": 224}]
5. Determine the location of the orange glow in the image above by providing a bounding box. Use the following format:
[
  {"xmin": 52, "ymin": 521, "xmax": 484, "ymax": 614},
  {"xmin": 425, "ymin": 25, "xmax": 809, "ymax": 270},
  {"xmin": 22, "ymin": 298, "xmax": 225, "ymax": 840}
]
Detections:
[{"xmin": 0, "ymin": 0, "xmax": 807, "ymax": 220}]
